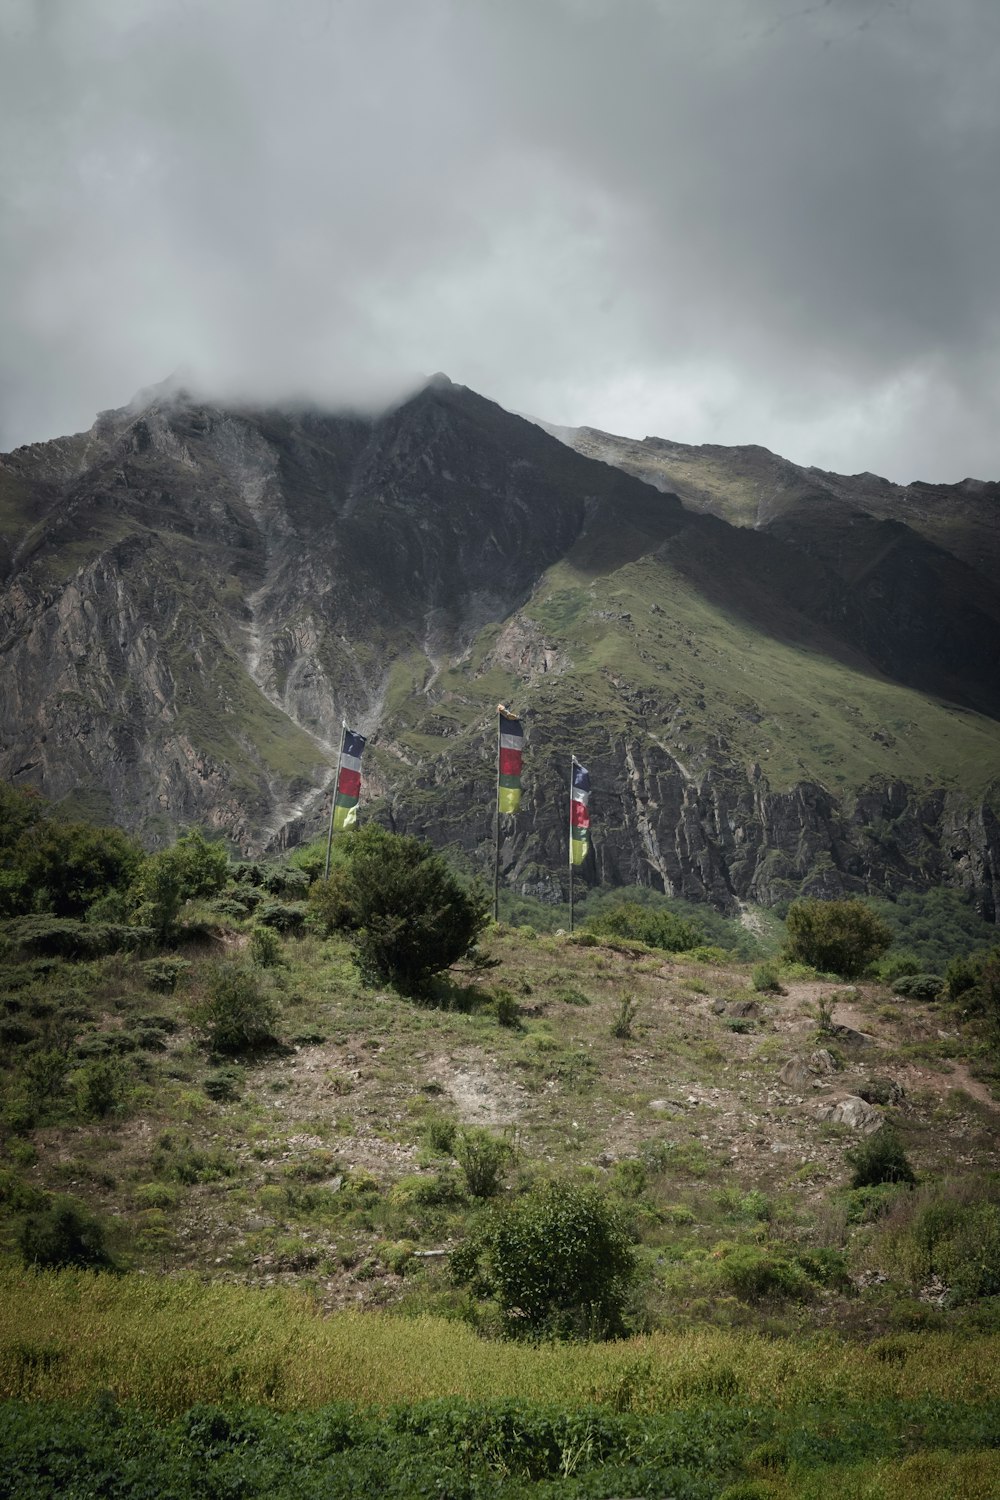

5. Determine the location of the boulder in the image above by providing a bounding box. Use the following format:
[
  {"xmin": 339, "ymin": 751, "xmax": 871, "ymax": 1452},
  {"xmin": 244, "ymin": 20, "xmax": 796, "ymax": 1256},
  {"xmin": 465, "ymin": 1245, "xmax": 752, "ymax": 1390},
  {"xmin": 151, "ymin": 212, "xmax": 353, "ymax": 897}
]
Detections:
[
  {"xmin": 779, "ymin": 1058, "xmax": 813, "ymax": 1090},
  {"xmin": 816, "ymin": 1095, "xmax": 882, "ymax": 1133}
]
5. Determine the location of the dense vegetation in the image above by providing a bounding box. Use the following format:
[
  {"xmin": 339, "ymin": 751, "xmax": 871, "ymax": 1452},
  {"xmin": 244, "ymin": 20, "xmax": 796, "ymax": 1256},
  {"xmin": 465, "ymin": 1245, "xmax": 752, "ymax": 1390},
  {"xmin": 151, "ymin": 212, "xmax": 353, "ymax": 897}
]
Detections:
[{"xmin": 2, "ymin": 786, "xmax": 999, "ymax": 1495}]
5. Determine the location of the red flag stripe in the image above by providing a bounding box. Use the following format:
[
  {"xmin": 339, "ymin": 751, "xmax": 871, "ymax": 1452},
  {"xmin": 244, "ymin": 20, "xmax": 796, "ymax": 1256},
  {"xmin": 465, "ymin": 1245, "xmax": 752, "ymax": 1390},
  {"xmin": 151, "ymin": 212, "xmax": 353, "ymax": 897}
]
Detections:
[
  {"xmin": 338, "ymin": 767, "xmax": 361, "ymax": 798},
  {"xmin": 570, "ymin": 801, "xmax": 590, "ymax": 827},
  {"xmin": 499, "ymin": 747, "xmax": 522, "ymax": 776}
]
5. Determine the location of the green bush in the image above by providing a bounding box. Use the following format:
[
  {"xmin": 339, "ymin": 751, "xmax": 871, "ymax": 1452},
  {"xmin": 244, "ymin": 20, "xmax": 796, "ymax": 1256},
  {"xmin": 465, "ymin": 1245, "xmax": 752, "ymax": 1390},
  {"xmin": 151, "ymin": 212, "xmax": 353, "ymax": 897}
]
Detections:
[
  {"xmin": 585, "ymin": 900, "xmax": 702, "ymax": 953},
  {"xmin": 493, "ymin": 988, "xmax": 521, "ymax": 1029},
  {"xmin": 203, "ymin": 1066, "xmax": 244, "ymax": 1103},
  {"xmin": 785, "ymin": 898, "xmax": 893, "ymax": 978},
  {"xmin": 946, "ymin": 946, "xmax": 1000, "ymax": 1021},
  {"xmin": 866, "ymin": 1184, "xmax": 1000, "ymax": 1302},
  {"xmin": 163, "ymin": 829, "xmax": 229, "ymax": 900},
  {"xmin": 848, "ymin": 1128, "xmax": 917, "ymax": 1188},
  {"xmin": 75, "ymin": 1058, "xmax": 129, "ymax": 1120},
  {"xmin": 451, "ymin": 1179, "xmax": 635, "ymax": 1337},
  {"xmin": 8, "ymin": 820, "xmax": 141, "ymax": 920},
  {"xmin": 610, "ymin": 994, "xmax": 639, "ymax": 1040},
  {"xmin": 189, "ymin": 963, "xmax": 278, "ymax": 1053},
  {"xmin": 751, "ymin": 963, "xmax": 783, "ymax": 994},
  {"xmin": 141, "ymin": 956, "xmax": 191, "ymax": 993},
  {"xmin": 454, "ymin": 1128, "xmax": 511, "ymax": 1199},
  {"xmin": 710, "ymin": 1245, "xmax": 813, "ymax": 1303},
  {"xmin": 423, "ymin": 1113, "xmax": 457, "ymax": 1156},
  {"xmin": 891, "ymin": 973, "xmax": 944, "ymax": 1000},
  {"xmin": 877, "ymin": 951, "xmax": 922, "ymax": 982},
  {"xmin": 255, "ymin": 900, "xmax": 306, "ymax": 933},
  {"xmin": 1, "ymin": 917, "xmax": 149, "ymax": 960},
  {"xmin": 307, "ymin": 867, "xmax": 359, "ymax": 934},
  {"xmin": 249, "ymin": 926, "xmax": 283, "ymax": 968},
  {"xmin": 316, "ymin": 825, "xmax": 489, "ymax": 995},
  {"xmin": 946, "ymin": 951, "xmax": 983, "ymax": 1001},
  {"xmin": 18, "ymin": 1195, "xmax": 113, "ymax": 1269},
  {"xmin": 131, "ymin": 829, "xmax": 228, "ymax": 935}
]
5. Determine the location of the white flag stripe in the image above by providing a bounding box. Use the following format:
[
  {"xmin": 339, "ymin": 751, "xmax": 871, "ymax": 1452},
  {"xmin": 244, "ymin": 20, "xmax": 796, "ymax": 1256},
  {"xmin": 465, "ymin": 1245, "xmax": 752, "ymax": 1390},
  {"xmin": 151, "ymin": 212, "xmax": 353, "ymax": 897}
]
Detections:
[
  {"xmin": 499, "ymin": 732, "xmax": 523, "ymax": 751},
  {"xmin": 571, "ymin": 789, "xmax": 590, "ymax": 806},
  {"xmin": 340, "ymin": 752, "xmax": 363, "ymax": 774}
]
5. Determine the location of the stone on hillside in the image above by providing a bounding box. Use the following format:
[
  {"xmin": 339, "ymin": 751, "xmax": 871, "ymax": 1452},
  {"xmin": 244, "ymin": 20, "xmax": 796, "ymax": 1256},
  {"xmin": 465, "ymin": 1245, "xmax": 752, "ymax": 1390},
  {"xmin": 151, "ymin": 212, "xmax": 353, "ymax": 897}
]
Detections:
[
  {"xmin": 810, "ymin": 1048, "xmax": 838, "ymax": 1074},
  {"xmin": 816, "ymin": 1095, "xmax": 882, "ymax": 1133},
  {"xmin": 728, "ymin": 1000, "xmax": 760, "ymax": 1019},
  {"xmin": 779, "ymin": 1058, "xmax": 813, "ymax": 1090},
  {"xmin": 831, "ymin": 1024, "xmax": 876, "ymax": 1049}
]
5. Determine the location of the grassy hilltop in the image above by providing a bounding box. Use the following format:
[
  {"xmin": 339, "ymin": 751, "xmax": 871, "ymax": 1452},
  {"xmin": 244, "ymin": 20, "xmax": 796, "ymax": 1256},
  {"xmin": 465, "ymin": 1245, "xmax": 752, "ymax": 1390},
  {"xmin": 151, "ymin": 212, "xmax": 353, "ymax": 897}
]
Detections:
[{"xmin": 2, "ymin": 805, "xmax": 1000, "ymax": 1496}]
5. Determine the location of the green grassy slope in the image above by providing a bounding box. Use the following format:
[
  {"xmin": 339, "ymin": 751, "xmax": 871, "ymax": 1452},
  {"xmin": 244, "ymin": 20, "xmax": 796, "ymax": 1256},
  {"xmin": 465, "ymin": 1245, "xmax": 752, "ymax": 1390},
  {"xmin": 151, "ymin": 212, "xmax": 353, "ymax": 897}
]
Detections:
[{"xmin": 384, "ymin": 550, "xmax": 1000, "ymax": 801}]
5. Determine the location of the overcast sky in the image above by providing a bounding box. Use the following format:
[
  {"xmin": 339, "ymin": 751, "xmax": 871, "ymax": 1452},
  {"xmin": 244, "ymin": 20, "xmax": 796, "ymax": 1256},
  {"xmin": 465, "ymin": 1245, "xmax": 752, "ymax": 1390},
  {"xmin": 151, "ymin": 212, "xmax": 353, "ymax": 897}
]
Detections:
[{"xmin": 2, "ymin": 0, "xmax": 998, "ymax": 482}]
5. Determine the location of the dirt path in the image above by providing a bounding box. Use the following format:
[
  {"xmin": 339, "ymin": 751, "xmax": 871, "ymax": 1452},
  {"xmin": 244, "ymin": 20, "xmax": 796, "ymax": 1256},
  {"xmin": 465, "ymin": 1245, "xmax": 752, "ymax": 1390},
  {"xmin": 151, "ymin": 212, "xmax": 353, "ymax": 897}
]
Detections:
[{"xmin": 946, "ymin": 1062, "xmax": 999, "ymax": 1111}]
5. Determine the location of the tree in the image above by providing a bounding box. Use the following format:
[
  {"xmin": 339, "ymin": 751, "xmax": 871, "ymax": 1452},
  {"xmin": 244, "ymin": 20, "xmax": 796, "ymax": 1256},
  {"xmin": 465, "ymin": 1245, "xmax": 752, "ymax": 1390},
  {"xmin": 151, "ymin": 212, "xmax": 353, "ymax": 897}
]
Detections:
[
  {"xmin": 313, "ymin": 825, "xmax": 489, "ymax": 995},
  {"xmin": 131, "ymin": 828, "xmax": 229, "ymax": 935},
  {"xmin": 9, "ymin": 819, "xmax": 141, "ymax": 919},
  {"xmin": 165, "ymin": 829, "xmax": 229, "ymax": 899},
  {"xmin": 451, "ymin": 1180, "xmax": 635, "ymax": 1339},
  {"xmin": 785, "ymin": 898, "xmax": 892, "ymax": 978}
]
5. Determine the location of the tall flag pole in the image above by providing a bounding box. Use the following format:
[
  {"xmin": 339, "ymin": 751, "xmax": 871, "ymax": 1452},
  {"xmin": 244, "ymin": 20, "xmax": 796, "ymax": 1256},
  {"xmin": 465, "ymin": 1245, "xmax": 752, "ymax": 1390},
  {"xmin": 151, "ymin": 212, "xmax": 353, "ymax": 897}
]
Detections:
[
  {"xmin": 324, "ymin": 723, "xmax": 366, "ymax": 878},
  {"xmin": 494, "ymin": 705, "xmax": 523, "ymax": 920},
  {"xmin": 569, "ymin": 756, "xmax": 591, "ymax": 933}
]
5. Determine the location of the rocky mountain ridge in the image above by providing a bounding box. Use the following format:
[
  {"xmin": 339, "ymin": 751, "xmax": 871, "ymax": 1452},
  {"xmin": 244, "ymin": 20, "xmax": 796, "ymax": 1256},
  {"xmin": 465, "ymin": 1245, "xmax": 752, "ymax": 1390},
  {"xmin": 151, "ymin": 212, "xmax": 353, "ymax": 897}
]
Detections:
[{"xmin": 1, "ymin": 377, "xmax": 998, "ymax": 916}]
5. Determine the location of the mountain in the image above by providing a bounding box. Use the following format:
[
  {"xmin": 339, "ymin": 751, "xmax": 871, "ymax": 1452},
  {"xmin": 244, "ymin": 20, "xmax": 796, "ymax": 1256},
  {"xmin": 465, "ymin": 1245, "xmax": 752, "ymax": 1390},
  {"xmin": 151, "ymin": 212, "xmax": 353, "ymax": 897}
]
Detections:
[{"xmin": 2, "ymin": 378, "xmax": 999, "ymax": 916}]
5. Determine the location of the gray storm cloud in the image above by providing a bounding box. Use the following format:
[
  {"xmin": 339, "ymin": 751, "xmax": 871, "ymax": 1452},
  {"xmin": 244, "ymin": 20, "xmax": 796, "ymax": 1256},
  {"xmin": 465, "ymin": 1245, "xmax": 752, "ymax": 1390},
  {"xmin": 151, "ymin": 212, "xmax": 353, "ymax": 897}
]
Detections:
[{"xmin": 1, "ymin": 0, "xmax": 997, "ymax": 481}]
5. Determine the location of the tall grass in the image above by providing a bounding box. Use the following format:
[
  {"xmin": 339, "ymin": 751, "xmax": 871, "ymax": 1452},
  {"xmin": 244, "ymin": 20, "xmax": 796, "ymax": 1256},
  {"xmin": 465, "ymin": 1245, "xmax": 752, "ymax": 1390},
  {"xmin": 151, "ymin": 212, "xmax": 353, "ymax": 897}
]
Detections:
[{"xmin": 2, "ymin": 1270, "xmax": 997, "ymax": 1415}]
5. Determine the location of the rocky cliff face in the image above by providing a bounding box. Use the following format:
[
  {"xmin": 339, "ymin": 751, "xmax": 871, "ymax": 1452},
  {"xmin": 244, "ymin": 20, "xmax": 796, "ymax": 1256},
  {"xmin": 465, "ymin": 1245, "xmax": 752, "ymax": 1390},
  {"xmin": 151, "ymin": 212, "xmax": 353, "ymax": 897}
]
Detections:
[{"xmin": 1, "ymin": 377, "xmax": 998, "ymax": 917}]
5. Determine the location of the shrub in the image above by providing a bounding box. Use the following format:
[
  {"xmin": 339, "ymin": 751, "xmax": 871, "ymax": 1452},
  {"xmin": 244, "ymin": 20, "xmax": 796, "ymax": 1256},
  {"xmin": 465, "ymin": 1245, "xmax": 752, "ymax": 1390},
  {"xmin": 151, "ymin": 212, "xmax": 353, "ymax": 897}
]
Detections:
[
  {"xmin": 847, "ymin": 1128, "xmax": 916, "ymax": 1188},
  {"xmin": 164, "ymin": 829, "xmax": 229, "ymax": 900},
  {"xmin": 785, "ymin": 898, "xmax": 893, "ymax": 978},
  {"xmin": 287, "ymin": 839, "xmax": 328, "ymax": 882},
  {"xmin": 878, "ymin": 950, "xmax": 922, "ymax": 982},
  {"xmin": 250, "ymin": 925, "xmax": 283, "ymax": 968},
  {"xmin": 451, "ymin": 1180, "xmax": 634, "ymax": 1338},
  {"xmin": 189, "ymin": 963, "xmax": 278, "ymax": 1053},
  {"xmin": 307, "ymin": 867, "xmax": 358, "ymax": 934},
  {"xmin": 891, "ymin": 973, "xmax": 944, "ymax": 1000},
  {"xmin": 711, "ymin": 1245, "xmax": 812, "ymax": 1303},
  {"xmin": 19, "ymin": 1196, "xmax": 113, "ymax": 1269},
  {"xmin": 2, "ymin": 917, "xmax": 148, "ymax": 960},
  {"xmin": 946, "ymin": 951, "xmax": 982, "ymax": 1001},
  {"xmin": 130, "ymin": 829, "xmax": 228, "ymax": 934},
  {"xmin": 946, "ymin": 946, "xmax": 1000, "ymax": 1021},
  {"xmin": 319, "ymin": 825, "xmax": 489, "ymax": 995},
  {"xmin": 75, "ymin": 1058, "xmax": 129, "ymax": 1120},
  {"xmin": 493, "ymin": 988, "xmax": 521, "ymax": 1029},
  {"xmin": 751, "ymin": 963, "xmax": 783, "ymax": 994},
  {"xmin": 454, "ymin": 1128, "xmax": 510, "ymax": 1199},
  {"xmin": 423, "ymin": 1113, "xmax": 457, "ymax": 1156},
  {"xmin": 203, "ymin": 1066, "xmax": 244, "ymax": 1102},
  {"xmin": 585, "ymin": 901, "xmax": 702, "ymax": 953},
  {"xmin": 141, "ymin": 956, "xmax": 191, "ymax": 992},
  {"xmin": 610, "ymin": 994, "xmax": 639, "ymax": 1040},
  {"xmin": 865, "ymin": 1184, "xmax": 1000, "ymax": 1302},
  {"xmin": 256, "ymin": 900, "xmax": 307, "ymax": 933}
]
